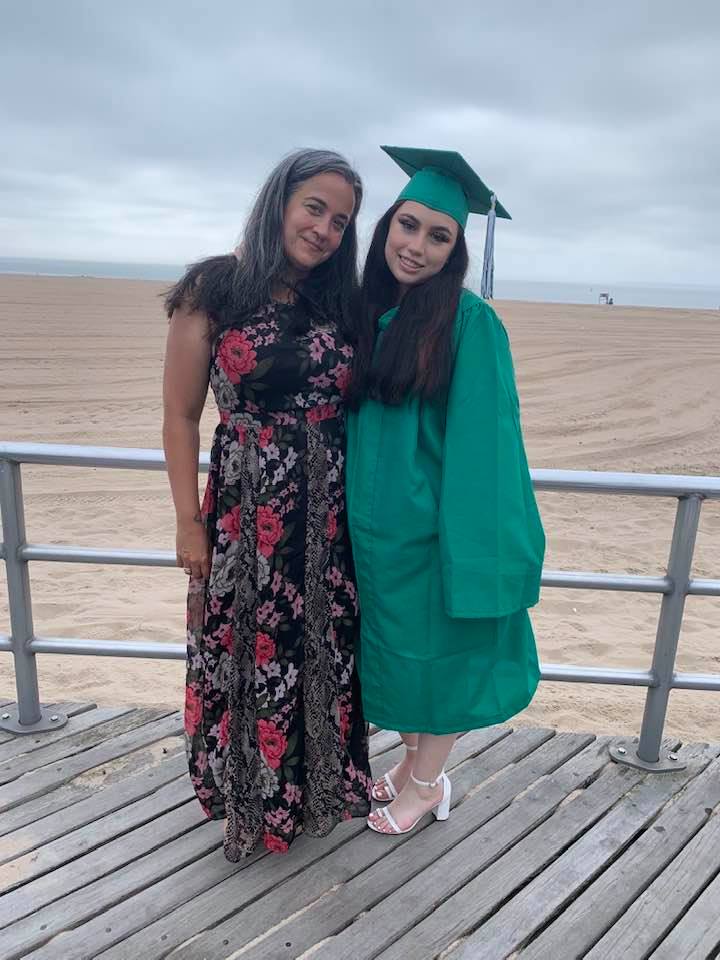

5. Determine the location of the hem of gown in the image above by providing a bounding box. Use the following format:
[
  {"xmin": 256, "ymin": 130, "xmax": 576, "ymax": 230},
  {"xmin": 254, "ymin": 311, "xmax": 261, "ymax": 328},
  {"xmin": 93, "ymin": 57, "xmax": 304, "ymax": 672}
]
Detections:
[
  {"xmin": 203, "ymin": 809, "xmax": 226, "ymax": 822},
  {"xmin": 362, "ymin": 679, "xmax": 540, "ymax": 736},
  {"xmin": 221, "ymin": 800, "xmax": 372, "ymax": 861},
  {"xmin": 202, "ymin": 799, "xmax": 372, "ymax": 829}
]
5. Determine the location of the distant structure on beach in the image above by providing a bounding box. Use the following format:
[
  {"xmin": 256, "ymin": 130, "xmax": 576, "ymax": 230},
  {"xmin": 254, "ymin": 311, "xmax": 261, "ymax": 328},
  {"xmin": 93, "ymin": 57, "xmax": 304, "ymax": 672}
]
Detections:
[{"xmin": 598, "ymin": 292, "xmax": 614, "ymax": 305}]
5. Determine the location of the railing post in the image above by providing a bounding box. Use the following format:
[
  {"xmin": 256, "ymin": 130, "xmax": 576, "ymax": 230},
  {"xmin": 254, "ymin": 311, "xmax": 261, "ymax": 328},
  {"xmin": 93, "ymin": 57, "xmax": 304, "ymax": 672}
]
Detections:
[
  {"xmin": 0, "ymin": 458, "xmax": 67, "ymax": 733},
  {"xmin": 610, "ymin": 494, "xmax": 702, "ymax": 772}
]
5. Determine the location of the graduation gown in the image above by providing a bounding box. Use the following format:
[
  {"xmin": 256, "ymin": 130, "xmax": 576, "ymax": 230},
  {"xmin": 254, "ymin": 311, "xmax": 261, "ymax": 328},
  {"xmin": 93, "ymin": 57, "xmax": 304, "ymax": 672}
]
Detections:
[{"xmin": 345, "ymin": 290, "xmax": 545, "ymax": 734}]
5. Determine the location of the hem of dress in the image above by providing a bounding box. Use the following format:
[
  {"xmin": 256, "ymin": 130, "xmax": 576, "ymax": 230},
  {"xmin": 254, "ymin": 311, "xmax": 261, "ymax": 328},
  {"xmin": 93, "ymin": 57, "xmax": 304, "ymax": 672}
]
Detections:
[
  {"xmin": 221, "ymin": 800, "xmax": 372, "ymax": 860},
  {"xmin": 363, "ymin": 680, "xmax": 540, "ymax": 736},
  {"xmin": 303, "ymin": 803, "xmax": 371, "ymax": 837},
  {"xmin": 204, "ymin": 810, "xmax": 226, "ymax": 822}
]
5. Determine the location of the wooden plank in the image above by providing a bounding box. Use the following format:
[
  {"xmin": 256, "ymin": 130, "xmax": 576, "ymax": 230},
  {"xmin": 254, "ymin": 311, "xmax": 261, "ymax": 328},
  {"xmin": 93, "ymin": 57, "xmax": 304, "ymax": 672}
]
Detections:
[
  {"xmin": 649, "ymin": 867, "xmax": 720, "ymax": 959},
  {"xmin": 51, "ymin": 728, "xmax": 544, "ymax": 960},
  {"xmin": 45, "ymin": 702, "xmax": 99, "ymax": 718},
  {"xmin": 0, "ymin": 805, "xmax": 220, "ymax": 958},
  {"xmin": 365, "ymin": 725, "xmax": 514, "ymax": 785},
  {"xmin": 373, "ymin": 738, "xmax": 681, "ymax": 960},
  {"xmin": 0, "ymin": 702, "xmax": 17, "ymax": 747},
  {"xmin": 521, "ymin": 753, "xmax": 720, "ymax": 960},
  {"xmin": 0, "ymin": 701, "xmax": 97, "ymax": 717},
  {"xmin": 0, "ymin": 707, "xmax": 170, "ymax": 782},
  {"xmin": 364, "ymin": 726, "xmax": 496, "ymax": 759},
  {"xmin": 439, "ymin": 725, "xmax": 514, "ymax": 767},
  {"xmin": 262, "ymin": 735, "xmax": 610, "ymax": 960},
  {"xmin": 0, "ymin": 784, "xmax": 205, "ymax": 926},
  {"xmin": 0, "ymin": 740, "xmax": 185, "ymax": 838},
  {"xmin": 585, "ymin": 806, "xmax": 720, "ymax": 959},
  {"xmin": 145, "ymin": 731, "xmax": 588, "ymax": 960},
  {"xmin": 0, "ymin": 706, "xmax": 137, "ymax": 767},
  {"xmin": 0, "ymin": 769, "xmax": 192, "ymax": 889},
  {"xmin": 0, "ymin": 702, "xmax": 96, "ymax": 744},
  {"xmin": 367, "ymin": 729, "xmax": 403, "ymax": 755},
  {"xmin": 451, "ymin": 742, "xmax": 718, "ymax": 959},
  {"xmin": 0, "ymin": 710, "xmax": 183, "ymax": 812},
  {"xmin": 0, "ymin": 777, "xmax": 200, "ymax": 920},
  {"xmin": 0, "ymin": 752, "xmax": 186, "ymax": 867}
]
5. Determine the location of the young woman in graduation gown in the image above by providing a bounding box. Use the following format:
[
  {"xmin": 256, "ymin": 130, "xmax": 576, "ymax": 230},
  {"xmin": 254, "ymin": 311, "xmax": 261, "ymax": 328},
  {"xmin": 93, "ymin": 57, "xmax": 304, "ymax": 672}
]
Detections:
[{"xmin": 345, "ymin": 146, "xmax": 545, "ymax": 835}]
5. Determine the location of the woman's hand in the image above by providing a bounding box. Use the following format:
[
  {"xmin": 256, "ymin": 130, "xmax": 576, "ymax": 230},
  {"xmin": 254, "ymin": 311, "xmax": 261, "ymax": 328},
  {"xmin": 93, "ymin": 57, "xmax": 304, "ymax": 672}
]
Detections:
[
  {"xmin": 176, "ymin": 514, "xmax": 211, "ymax": 580},
  {"xmin": 162, "ymin": 302, "xmax": 212, "ymax": 581}
]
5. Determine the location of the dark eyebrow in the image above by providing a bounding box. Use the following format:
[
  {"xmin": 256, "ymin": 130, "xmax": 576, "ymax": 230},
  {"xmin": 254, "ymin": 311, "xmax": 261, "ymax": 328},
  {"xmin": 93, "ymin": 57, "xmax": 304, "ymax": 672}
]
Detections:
[
  {"xmin": 306, "ymin": 195, "xmax": 349, "ymax": 223},
  {"xmin": 400, "ymin": 212, "xmax": 452, "ymax": 236}
]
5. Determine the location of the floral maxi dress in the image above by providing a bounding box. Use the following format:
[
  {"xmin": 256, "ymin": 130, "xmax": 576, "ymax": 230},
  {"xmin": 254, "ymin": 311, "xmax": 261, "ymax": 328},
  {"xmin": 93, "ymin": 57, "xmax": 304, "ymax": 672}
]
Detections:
[{"xmin": 184, "ymin": 300, "xmax": 372, "ymax": 859}]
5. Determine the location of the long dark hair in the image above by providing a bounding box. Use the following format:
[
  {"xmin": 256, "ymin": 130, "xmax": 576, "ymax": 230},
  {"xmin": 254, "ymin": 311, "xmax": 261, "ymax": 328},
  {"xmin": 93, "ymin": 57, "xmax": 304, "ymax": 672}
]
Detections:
[
  {"xmin": 346, "ymin": 202, "xmax": 469, "ymax": 407},
  {"xmin": 164, "ymin": 149, "xmax": 363, "ymax": 339}
]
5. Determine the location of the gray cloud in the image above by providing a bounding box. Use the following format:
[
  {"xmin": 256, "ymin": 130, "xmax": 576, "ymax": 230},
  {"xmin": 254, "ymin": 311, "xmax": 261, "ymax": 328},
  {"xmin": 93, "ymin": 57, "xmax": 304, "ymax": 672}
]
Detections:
[{"xmin": 2, "ymin": 0, "xmax": 719, "ymax": 283}]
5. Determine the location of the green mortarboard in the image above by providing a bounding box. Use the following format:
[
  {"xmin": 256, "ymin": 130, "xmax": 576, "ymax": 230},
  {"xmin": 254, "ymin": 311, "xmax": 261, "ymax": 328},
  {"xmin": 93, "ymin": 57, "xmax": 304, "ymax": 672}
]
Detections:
[{"xmin": 381, "ymin": 145, "xmax": 511, "ymax": 230}]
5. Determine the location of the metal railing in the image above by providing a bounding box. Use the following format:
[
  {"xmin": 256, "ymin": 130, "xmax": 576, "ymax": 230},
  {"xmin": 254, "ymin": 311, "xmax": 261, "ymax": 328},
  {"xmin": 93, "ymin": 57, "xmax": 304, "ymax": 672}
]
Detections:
[{"xmin": 1, "ymin": 441, "xmax": 719, "ymax": 771}]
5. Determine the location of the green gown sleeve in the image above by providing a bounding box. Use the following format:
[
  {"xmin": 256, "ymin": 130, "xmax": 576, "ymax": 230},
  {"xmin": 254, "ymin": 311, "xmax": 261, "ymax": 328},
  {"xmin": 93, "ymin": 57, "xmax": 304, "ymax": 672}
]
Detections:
[{"xmin": 439, "ymin": 297, "xmax": 545, "ymax": 619}]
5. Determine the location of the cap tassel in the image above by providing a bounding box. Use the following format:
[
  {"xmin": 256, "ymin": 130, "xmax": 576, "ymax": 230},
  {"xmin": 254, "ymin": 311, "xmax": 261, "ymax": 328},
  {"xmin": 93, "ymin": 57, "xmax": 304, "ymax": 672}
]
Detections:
[{"xmin": 480, "ymin": 194, "xmax": 497, "ymax": 300}]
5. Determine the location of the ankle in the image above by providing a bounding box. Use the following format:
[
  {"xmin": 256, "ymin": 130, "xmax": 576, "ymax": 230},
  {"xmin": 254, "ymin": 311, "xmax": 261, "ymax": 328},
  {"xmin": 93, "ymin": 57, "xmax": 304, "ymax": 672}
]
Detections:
[
  {"xmin": 402, "ymin": 745, "xmax": 417, "ymax": 764},
  {"xmin": 409, "ymin": 777, "xmax": 442, "ymax": 801},
  {"xmin": 390, "ymin": 758, "xmax": 412, "ymax": 783}
]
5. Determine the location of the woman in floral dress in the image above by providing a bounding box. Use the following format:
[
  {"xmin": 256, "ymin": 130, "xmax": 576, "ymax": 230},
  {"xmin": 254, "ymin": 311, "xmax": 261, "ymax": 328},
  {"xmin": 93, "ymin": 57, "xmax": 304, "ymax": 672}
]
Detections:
[{"xmin": 162, "ymin": 149, "xmax": 372, "ymax": 860}]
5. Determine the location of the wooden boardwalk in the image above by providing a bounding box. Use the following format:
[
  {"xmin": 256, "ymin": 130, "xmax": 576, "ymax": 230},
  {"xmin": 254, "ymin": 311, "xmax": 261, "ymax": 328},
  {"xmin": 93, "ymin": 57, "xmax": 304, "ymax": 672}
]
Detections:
[{"xmin": 1, "ymin": 700, "xmax": 720, "ymax": 960}]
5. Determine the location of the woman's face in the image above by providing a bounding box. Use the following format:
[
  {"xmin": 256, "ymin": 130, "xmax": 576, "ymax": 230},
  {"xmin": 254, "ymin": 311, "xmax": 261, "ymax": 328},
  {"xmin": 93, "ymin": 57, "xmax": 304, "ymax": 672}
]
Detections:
[
  {"xmin": 282, "ymin": 172, "xmax": 356, "ymax": 278},
  {"xmin": 384, "ymin": 201, "xmax": 458, "ymax": 291}
]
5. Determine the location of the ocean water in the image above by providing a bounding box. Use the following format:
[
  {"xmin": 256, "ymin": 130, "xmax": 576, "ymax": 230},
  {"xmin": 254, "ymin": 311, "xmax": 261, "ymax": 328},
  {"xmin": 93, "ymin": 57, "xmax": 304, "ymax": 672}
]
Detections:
[
  {"xmin": 494, "ymin": 278, "xmax": 720, "ymax": 310},
  {"xmin": 0, "ymin": 257, "xmax": 184, "ymax": 284},
  {"xmin": 1, "ymin": 256, "xmax": 719, "ymax": 310}
]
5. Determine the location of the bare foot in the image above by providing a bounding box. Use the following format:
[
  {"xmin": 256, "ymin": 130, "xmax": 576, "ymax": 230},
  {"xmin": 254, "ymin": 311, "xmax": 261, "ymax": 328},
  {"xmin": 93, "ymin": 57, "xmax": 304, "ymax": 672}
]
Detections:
[{"xmin": 372, "ymin": 751, "xmax": 415, "ymax": 802}]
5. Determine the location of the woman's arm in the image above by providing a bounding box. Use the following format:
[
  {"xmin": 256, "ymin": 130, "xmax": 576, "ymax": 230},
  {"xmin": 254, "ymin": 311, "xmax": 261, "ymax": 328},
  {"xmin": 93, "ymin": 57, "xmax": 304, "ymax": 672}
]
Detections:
[
  {"xmin": 162, "ymin": 303, "xmax": 212, "ymax": 579},
  {"xmin": 438, "ymin": 299, "xmax": 545, "ymax": 618}
]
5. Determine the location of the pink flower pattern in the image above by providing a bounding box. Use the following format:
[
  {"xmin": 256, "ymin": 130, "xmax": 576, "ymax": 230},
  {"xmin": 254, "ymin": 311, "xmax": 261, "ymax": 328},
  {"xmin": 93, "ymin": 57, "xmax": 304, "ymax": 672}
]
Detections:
[{"xmin": 184, "ymin": 300, "xmax": 371, "ymax": 858}]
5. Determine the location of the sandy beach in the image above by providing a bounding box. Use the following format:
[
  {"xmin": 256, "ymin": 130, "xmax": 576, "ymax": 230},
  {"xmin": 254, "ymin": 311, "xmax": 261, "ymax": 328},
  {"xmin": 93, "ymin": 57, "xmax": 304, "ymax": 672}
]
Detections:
[{"xmin": 0, "ymin": 274, "xmax": 718, "ymax": 741}]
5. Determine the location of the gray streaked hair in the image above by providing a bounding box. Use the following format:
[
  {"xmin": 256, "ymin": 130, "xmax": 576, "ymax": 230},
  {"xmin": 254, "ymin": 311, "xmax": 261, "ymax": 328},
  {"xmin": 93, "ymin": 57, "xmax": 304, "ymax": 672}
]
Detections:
[
  {"xmin": 240, "ymin": 148, "xmax": 362, "ymax": 286},
  {"xmin": 166, "ymin": 148, "xmax": 363, "ymax": 339}
]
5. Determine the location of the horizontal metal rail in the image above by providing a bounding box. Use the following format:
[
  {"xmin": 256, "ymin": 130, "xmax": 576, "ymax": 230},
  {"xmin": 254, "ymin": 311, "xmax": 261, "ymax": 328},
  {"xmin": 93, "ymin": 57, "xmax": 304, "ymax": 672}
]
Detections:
[
  {"xmin": 27, "ymin": 636, "xmax": 186, "ymax": 659},
  {"xmin": 7, "ymin": 634, "xmax": 720, "ymax": 696},
  {"xmin": 542, "ymin": 664, "xmax": 653, "ymax": 687},
  {"xmin": 688, "ymin": 578, "xmax": 720, "ymax": 597},
  {"xmin": 1, "ymin": 442, "xmax": 720, "ymax": 497},
  {"xmin": 671, "ymin": 672, "xmax": 720, "ymax": 691},
  {"xmin": 0, "ymin": 441, "xmax": 210, "ymax": 472},
  {"xmin": 15, "ymin": 544, "xmax": 720, "ymax": 599},
  {"xmin": 1, "ymin": 441, "xmax": 718, "ymax": 771},
  {"xmin": 21, "ymin": 545, "xmax": 177, "ymax": 566},
  {"xmin": 542, "ymin": 571, "xmax": 671, "ymax": 593},
  {"xmin": 532, "ymin": 467, "xmax": 720, "ymax": 499}
]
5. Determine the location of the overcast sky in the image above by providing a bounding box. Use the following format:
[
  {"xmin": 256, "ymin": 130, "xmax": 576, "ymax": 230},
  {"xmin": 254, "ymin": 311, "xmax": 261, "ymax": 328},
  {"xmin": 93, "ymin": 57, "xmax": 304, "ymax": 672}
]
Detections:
[{"xmin": 2, "ymin": 0, "xmax": 719, "ymax": 285}]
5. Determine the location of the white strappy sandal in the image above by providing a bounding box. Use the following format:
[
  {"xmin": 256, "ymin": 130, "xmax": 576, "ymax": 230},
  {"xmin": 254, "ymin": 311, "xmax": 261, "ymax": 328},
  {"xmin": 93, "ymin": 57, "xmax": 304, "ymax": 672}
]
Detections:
[
  {"xmin": 368, "ymin": 771, "xmax": 452, "ymax": 835},
  {"xmin": 371, "ymin": 743, "xmax": 417, "ymax": 803}
]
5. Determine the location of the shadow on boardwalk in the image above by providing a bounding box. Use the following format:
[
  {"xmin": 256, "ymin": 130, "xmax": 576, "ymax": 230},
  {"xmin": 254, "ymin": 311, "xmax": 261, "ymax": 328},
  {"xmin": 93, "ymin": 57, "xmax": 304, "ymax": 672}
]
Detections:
[{"xmin": 0, "ymin": 699, "xmax": 719, "ymax": 959}]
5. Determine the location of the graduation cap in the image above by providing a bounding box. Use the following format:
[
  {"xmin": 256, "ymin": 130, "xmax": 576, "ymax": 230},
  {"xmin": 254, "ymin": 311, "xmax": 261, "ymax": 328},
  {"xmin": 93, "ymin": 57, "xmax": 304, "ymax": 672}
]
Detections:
[{"xmin": 381, "ymin": 145, "xmax": 510, "ymax": 298}]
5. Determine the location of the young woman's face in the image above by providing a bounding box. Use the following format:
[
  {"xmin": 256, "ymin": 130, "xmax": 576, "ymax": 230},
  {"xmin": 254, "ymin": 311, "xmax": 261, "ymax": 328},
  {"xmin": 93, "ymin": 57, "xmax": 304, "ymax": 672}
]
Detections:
[
  {"xmin": 282, "ymin": 172, "xmax": 356, "ymax": 278},
  {"xmin": 384, "ymin": 201, "xmax": 458, "ymax": 291}
]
